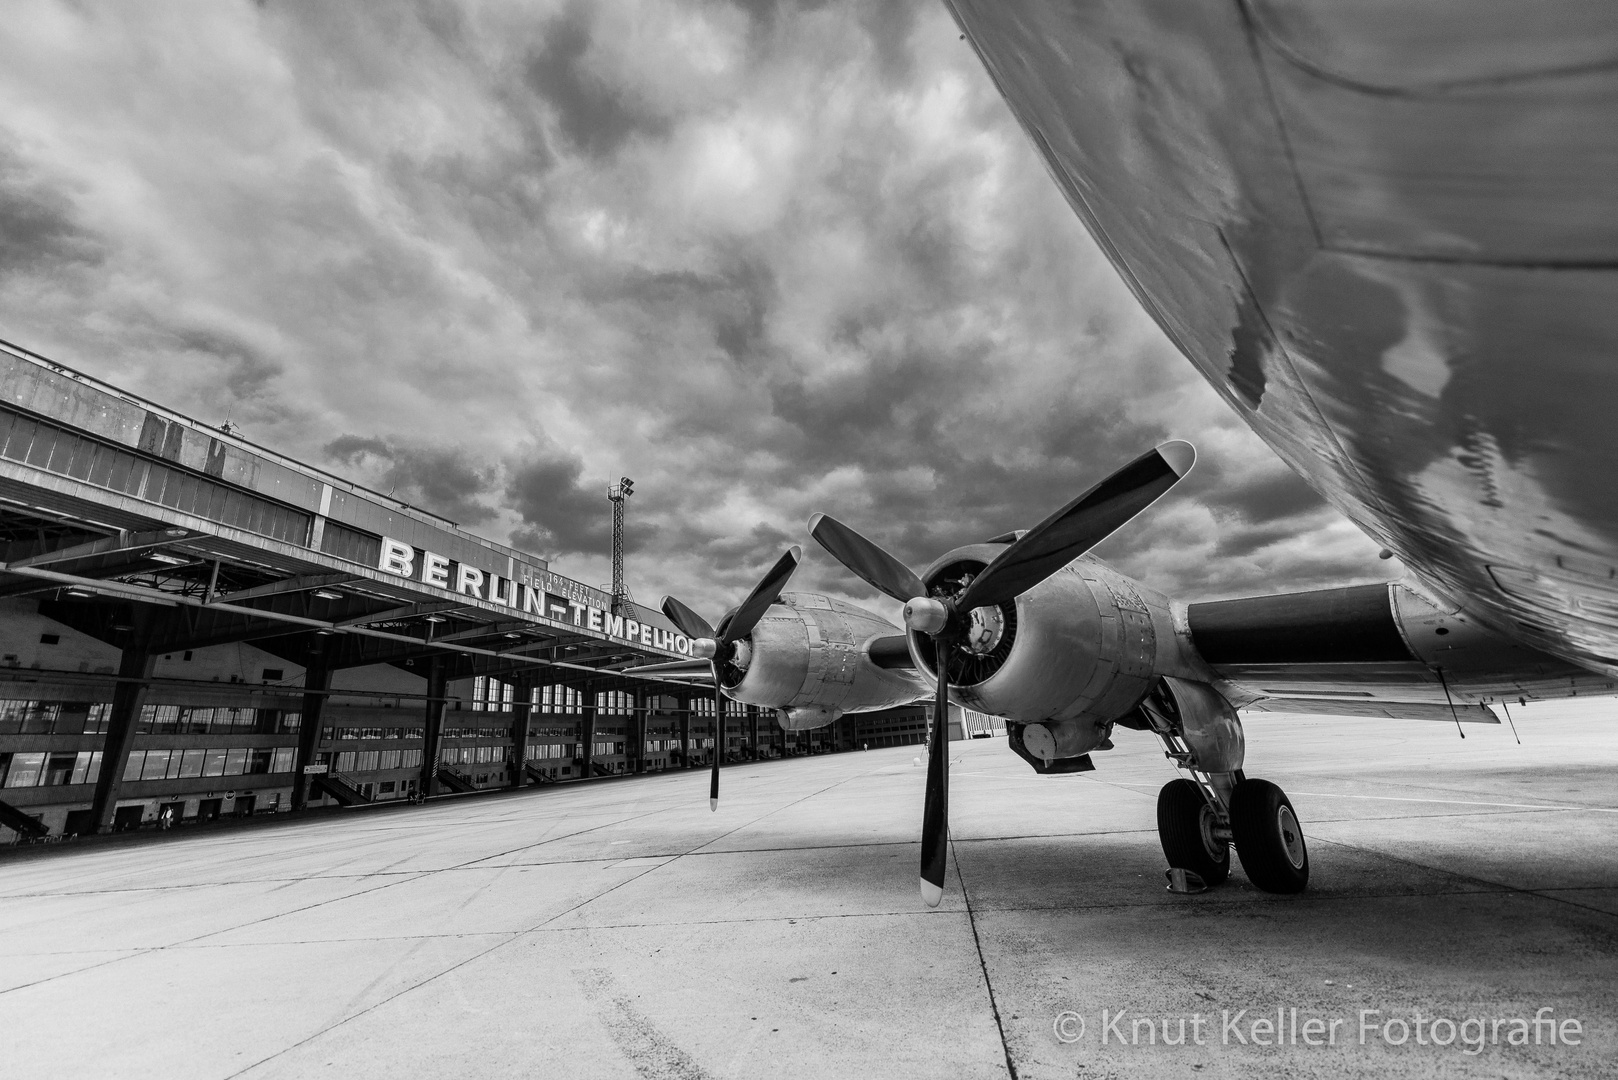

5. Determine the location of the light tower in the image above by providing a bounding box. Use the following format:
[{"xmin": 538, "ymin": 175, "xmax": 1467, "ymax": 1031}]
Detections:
[{"xmin": 607, "ymin": 476, "xmax": 634, "ymax": 615}]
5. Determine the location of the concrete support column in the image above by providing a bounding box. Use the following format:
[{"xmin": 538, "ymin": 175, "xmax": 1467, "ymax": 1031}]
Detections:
[
  {"xmin": 89, "ymin": 620, "xmax": 158, "ymax": 834},
  {"xmin": 632, "ymin": 687, "xmax": 647, "ymax": 775},
  {"xmin": 510, "ymin": 676, "xmax": 532, "ymax": 788},
  {"xmin": 578, "ymin": 685, "xmax": 596, "ymax": 780},
  {"xmin": 421, "ymin": 656, "xmax": 448, "ymax": 796},
  {"xmin": 290, "ymin": 664, "xmax": 333, "ymax": 810},
  {"xmin": 677, "ymin": 692, "xmax": 691, "ymax": 769},
  {"xmin": 749, "ymin": 706, "xmax": 760, "ymax": 761}
]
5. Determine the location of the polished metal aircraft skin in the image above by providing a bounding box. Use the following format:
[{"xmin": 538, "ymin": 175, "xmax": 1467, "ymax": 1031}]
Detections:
[{"xmin": 948, "ymin": 1, "xmax": 1618, "ymax": 680}]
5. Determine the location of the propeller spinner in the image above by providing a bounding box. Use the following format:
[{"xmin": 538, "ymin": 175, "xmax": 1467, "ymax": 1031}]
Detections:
[
  {"xmin": 660, "ymin": 546, "xmax": 802, "ymax": 811},
  {"xmin": 809, "ymin": 441, "xmax": 1195, "ymax": 906}
]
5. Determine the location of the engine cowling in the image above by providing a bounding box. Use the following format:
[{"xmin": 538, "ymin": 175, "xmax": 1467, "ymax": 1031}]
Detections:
[
  {"xmin": 907, "ymin": 545, "xmax": 1211, "ymax": 764},
  {"xmin": 725, "ymin": 592, "xmax": 928, "ymax": 729}
]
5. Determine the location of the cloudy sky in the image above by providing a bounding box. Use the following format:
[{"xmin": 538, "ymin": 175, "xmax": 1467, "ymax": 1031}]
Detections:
[{"xmin": 0, "ymin": 0, "xmax": 1388, "ymax": 618}]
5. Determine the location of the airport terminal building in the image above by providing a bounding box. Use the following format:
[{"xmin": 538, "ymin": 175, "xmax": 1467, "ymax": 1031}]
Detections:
[{"xmin": 0, "ymin": 341, "xmax": 930, "ymax": 841}]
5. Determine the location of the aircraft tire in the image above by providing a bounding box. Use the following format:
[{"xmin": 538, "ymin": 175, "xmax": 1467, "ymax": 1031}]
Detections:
[
  {"xmin": 1156, "ymin": 778, "xmax": 1229, "ymax": 886},
  {"xmin": 1230, "ymin": 778, "xmax": 1309, "ymax": 894}
]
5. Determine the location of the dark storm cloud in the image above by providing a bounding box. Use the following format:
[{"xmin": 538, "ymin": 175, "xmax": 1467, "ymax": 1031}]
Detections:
[
  {"xmin": 525, "ymin": 3, "xmax": 670, "ymax": 160},
  {"xmin": 506, "ymin": 447, "xmax": 632, "ymax": 558},
  {"xmin": 326, "ymin": 435, "xmax": 500, "ymax": 525},
  {"xmin": 1214, "ymin": 467, "xmax": 1328, "ymax": 527},
  {"xmin": 174, "ymin": 327, "xmax": 284, "ymax": 401},
  {"xmin": 0, "ymin": 152, "xmax": 103, "ymax": 277},
  {"xmin": 0, "ymin": 0, "xmax": 1387, "ymax": 617},
  {"xmin": 600, "ymin": 257, "xmax": 775, "ymax": 367}
]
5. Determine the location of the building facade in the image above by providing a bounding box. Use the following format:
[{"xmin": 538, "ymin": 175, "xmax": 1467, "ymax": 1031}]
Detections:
[{"xmin": 0, "ymin": 341, "xmax": 950, "ymax": 842}]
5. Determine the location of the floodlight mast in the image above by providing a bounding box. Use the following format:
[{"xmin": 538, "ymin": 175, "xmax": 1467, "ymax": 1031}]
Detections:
[{"xmin": 607, "ymin": 476, "xmax": 635, "ymax": 616}]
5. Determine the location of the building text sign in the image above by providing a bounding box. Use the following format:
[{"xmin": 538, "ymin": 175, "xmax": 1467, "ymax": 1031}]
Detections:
[{"xmin": 377, "ymin": 537, "xmax": 692, "ymax": 655}]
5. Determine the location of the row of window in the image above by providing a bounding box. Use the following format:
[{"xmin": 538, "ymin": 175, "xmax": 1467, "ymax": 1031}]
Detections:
[
  {"xmin": 1, "ymin": 745, "xmax": 306, "ymax": 789},
  {"xmin": 140, "ymin": 705, "xmax": 301, "ymax": 735},
  {"xmin": 322, "ymin": 726, "xmax": 426, "ymax": 742},
  {"xmin": 439, "ymin": 745, "xmax": 506, "ymax": 767},
  {"xmin": 538, "ymin": 685, "xmax": 584, "ymax": 713},
  {"xmin": 0, "ymin": 701, "xmax": 113, "ymax": 736},
  {"xmin": 1, "ymin": 750, "xmax": 102, "ymax": 788},
  {"xmin": 331, "ymin": 748, "xmax": 425, "ymax": 773},
  {"xmin": 2, "ymin": 691, "xmax": 768, "ymax": 739},
  {"xmin": 0, "ymin": 404, "xmax": 312, "ymax": 544},
  {"xmin": 471, "ymin": 676, "xmax": 516, "ymax": 711},
  {"xmin": 0, "ymin": 700, "xmax": 307, "ymax": 737},
  {"xmin": 524, "ymin": 744, "xmax": 574, "ymax": 760},
  {"xmin": 471, "ymin": 679, "xmax": 732, "ymax": 717},
  {"xmin": 124, "ymin": 746, "xmax": 296, "ymax": 782}
]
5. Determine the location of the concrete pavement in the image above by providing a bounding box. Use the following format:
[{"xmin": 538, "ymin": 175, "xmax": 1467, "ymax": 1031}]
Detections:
[{"xmin": 2, "ymin": 700, "xmax": 1615, "ymax": 1078}]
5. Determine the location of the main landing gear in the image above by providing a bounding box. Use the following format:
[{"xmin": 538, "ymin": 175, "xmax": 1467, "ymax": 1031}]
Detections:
[
  {"xmin": 1138, "ymin": 678, "xmax": 1309, "ymax": 894},
  {"xmin": 1155, "ymin": 774, "xmax": 1309, "ymax": 894}
]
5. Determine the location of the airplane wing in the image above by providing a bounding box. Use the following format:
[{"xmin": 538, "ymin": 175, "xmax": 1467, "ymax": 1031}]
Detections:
[{"xmin": 1182, "ymin": 581, "xmax": 1614, "ymax": 710}]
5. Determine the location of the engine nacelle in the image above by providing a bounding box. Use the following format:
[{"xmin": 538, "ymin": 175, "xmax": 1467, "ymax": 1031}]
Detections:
[
  {"xmin": 908, "ymin": 545, "xmax": 1213, "ymax": 764},
  {"xmin": 725, "ymin": 592, "xmax": 927, "ymax": 729}
]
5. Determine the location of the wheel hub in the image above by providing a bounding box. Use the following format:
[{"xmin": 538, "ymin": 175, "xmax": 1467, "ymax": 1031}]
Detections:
[
  {"xmin": 1277, "ymin": 805, "xmax": 1305, "ymax": 868},
  {"xmin": 1198, "ymin": 803, "xmax": 1227, "ymax": 861}
]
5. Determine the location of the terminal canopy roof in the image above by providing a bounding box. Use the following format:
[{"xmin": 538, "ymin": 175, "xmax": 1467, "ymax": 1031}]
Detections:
[{"xmin": 0, "ymin": 340, "xmax": 688, "ymax": 689}]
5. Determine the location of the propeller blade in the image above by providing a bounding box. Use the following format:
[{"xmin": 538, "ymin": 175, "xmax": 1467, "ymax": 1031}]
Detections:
[
  {"xmin": 957, "ymin": 441, "xmax": 1195, "ymax": 611},
  {"xmin": 720, "ymin": 546, "xmax": 802, "ymax": 644},
  {"xmin": 661, "ymin": 595, "xmax": 716, "ymax": 641},
  {"xmin": 672, "ymin": 547, "xmax": 800, "ymax": 814},
  {"xmin": 919, "ymin": 636, "xmax": 951, "ymax": 908},
  {"xmin": 709, "ymin": 685, "xmax": 721, "ymax": 812},
  {"xmin": 808, "ymin": 514, "xmax": 928, "ymax": 604}
]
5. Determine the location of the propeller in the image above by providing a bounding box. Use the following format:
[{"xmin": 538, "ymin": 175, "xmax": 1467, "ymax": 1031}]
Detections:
[
  {"xmin": 660, "ymin": 545, "xmax": 802, "ymax": 811},
  {"xmin": 809, "ymin": 441, "xmax": 1194, "ymax": 906}
]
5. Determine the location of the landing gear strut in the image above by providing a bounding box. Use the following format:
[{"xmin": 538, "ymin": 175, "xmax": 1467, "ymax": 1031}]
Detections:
[{"xmin": 1141, "ymin": 680, "xmax": 1309, "ymax": 894}]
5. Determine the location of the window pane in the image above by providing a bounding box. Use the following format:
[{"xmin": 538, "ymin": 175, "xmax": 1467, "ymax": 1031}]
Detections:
[
  {"xmin": 5, "ymin": 752, "xmax": 46, "ymax": 787},
  {"xmin": 122, "ymin": 751, "xmax": 146, "ymax": 782},
  {"xmin": 141, "ymin": 750, "xmax": 171, "ymax": 781},
  {"xmin": 271, "ymin": 748, "xmax": 295, "ymax": 773},
  {"xmin": 203, "ymin": 748, "xmax": 228, "ymax": 777},
  {"xmin": 224, "ymin": 748, "xmax": 248, "ymax": 775},
  {"xmin": 179, "ymin": 749, "xmax": 205, "ymax": 778}
]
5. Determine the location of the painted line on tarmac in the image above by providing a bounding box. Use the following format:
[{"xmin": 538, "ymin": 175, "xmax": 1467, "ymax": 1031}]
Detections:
[
  {"xmin": 1288, "ymin": 791, "xmax": 1618, "ymax": 814},
  {"xmin": 1102, "ymin": 779, "xmax": 1616, "ymax": 815}
]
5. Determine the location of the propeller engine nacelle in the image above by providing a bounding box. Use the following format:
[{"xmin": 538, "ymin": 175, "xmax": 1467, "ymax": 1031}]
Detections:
[
  {"xmin": 726, "ymin": 592, "xmax": 928, "ymax": 730},
  {"xmin": 907, "ymin": 545, "xmax": 1199, "ymax": 759}
]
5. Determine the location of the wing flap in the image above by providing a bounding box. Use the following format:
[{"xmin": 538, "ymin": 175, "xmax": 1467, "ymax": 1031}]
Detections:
[{"xmin": 1244, "ymin": 698, "xmax": 1499, "ymax": 723}]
